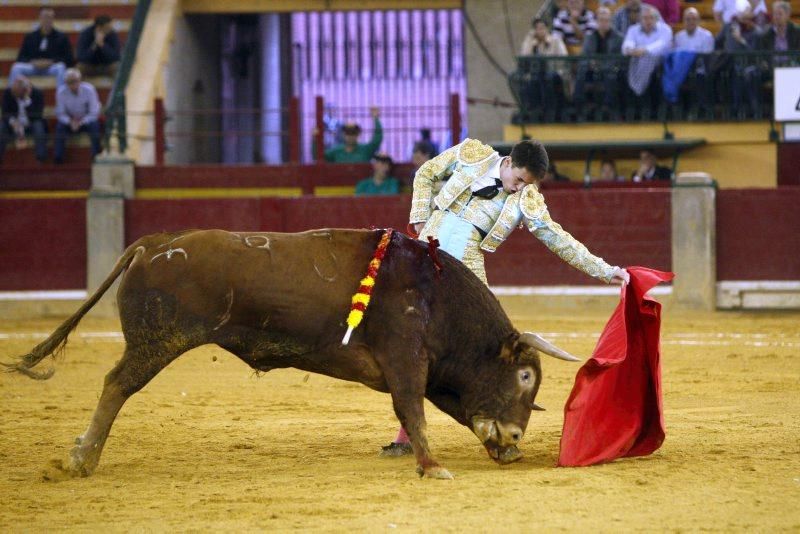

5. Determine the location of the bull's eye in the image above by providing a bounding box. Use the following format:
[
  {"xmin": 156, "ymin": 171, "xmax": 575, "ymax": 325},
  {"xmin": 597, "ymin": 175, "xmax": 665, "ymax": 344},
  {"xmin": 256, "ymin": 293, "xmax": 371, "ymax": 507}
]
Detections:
[{"xmin": 519, "ymin": 370, "xmax": 532, "ymax": 383}]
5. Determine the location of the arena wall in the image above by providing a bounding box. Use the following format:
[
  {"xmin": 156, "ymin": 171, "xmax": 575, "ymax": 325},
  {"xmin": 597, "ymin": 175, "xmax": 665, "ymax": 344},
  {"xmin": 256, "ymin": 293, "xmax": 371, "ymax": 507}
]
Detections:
[{"xmin": 1, "ymin": 187, "xmax": 797, "ymax": 311}]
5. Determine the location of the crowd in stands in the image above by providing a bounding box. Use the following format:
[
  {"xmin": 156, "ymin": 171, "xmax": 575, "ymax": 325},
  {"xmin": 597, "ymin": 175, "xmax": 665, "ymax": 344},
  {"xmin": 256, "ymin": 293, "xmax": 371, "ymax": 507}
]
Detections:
[
  {"xmin": 0, "ymin": 8, "xmax": 120, "ymax": 165},
  {"xmin": 512, "ymin": 0, "xmax": 800, "ymax": 122}
]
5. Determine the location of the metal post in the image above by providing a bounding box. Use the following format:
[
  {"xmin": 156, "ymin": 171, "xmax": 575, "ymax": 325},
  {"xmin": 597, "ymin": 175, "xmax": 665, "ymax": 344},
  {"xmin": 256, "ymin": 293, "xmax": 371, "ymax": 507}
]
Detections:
[
  {"xmin": 449, "ymin": 93, "xmax": 461, "ymax": 146},
  {"xmin": 154, "ymin": 97, "xmax": 165, "ymax": 166}
]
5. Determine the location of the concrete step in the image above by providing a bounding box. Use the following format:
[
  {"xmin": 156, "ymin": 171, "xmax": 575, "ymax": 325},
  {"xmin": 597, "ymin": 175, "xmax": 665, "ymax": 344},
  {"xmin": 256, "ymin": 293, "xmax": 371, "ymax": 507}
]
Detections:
[{"xmin": 0, "ymin": 5, "xmax": 136, "ymax": 20}]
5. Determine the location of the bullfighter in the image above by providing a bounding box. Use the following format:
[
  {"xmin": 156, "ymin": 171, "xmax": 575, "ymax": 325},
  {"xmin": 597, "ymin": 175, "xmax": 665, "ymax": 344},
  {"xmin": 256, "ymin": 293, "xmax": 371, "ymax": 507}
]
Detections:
[{"xmin": 382, "ymin": 138, "xmax": 630, "ymax": 456}]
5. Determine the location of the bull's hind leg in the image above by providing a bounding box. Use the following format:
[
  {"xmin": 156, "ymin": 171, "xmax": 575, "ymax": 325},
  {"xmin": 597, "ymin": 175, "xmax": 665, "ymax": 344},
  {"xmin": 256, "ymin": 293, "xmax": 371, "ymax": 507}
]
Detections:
[{"xmin": 55, "ymin": 342, "xmax": 184, "ymax": 478}]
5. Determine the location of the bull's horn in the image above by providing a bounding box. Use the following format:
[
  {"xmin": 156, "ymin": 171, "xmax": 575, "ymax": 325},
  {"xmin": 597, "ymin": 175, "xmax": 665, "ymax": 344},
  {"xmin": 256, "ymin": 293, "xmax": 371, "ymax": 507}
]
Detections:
[
  {"xmin": 532, "ymin": 402, "xmax": 546, "ymax": 411},
  {"xmin": 520, "ymin": 332, "xmax": 581, "ymax": 362}
]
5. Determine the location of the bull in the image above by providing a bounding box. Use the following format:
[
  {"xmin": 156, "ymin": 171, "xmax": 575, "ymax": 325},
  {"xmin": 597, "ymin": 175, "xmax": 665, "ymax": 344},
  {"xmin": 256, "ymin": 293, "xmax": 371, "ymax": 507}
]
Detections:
[{"xmin": 5, "ymin": 229, "xmax": 580, "ymax": 479}]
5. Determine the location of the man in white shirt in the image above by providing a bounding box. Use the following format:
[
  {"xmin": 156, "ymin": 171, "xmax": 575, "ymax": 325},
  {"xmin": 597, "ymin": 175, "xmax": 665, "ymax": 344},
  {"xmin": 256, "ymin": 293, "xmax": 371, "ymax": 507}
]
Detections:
[
  {"xmin": 673, "ymin": 8, "xmax": 715, "ymax": 117},
  {"xmin": 714, "ymin": 0, "xmax": 750, "ymax": 24},
  {"xmin": 54, "ymin": 68, "xmax": 101, "ymax": 164},
  {"xmin": 622, "ymin": 5, "xmax": 673, "ymax": 118}
]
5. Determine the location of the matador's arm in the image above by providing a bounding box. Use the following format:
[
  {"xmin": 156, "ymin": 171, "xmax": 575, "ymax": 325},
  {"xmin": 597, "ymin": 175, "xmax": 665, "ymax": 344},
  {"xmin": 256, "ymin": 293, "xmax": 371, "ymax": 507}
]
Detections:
[
  {"xmin": 408, "ymin": 143, "xmax": 462, "ymax": 225},
  {"xmin": 520, "ymin": 186, "xmax": 617, "ymax": 283}
]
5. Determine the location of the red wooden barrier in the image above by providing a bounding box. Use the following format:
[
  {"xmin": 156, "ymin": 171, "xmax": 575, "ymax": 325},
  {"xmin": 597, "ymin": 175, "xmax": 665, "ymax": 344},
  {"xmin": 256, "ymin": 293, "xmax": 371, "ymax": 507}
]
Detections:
[
  {"xmin": 717, "ymin": 187, "xmax": 800, "ymax": 280},
  {"xmin": 0, "ymin": 199, "xmax": 86, "ymax": 290}
]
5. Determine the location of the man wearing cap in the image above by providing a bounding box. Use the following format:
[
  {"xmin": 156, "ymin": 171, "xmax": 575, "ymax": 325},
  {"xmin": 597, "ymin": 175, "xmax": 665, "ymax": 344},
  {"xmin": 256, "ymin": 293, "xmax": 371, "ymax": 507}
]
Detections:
[
  {"xmin": 355, "ymin": 152, "xmax": 400, "ymax": 195},
  {"xmin": 381, "ymin": 137, "xmax": 630, "ymax": 456},
  {"xmin": 323, "ymin": 107, "xmax": 383, "ymax": 163}
]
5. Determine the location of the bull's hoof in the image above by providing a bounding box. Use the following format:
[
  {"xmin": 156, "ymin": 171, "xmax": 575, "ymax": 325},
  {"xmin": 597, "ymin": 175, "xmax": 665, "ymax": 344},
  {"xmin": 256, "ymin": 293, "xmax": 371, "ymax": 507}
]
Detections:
[
  {"xmin": 41, "ymin": 458, "xmax": 87, "ymax": 482},
  {"xmin": 416, "ymin": 465, "xmax": 454, "ymax": 480},
  {"xmin": 379, "ymin": 442, "xmax": 413, "ymax": 457}
]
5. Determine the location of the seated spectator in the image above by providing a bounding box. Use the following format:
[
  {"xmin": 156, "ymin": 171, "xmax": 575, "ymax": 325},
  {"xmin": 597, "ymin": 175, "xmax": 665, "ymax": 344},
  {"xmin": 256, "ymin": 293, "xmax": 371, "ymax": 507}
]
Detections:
[
  {"xmin": 744, "ymin": 1, "xmax": 800, "ymax": 117},
  {"xmin": 9, "ymin": 8, "xmax": 74, "ymax": 87},
  {"xmin": 622, "ymin": 5, "xmax": 673, "ymax": 119},
  {"xmin": 412, "ymin": 139, "xmax": 437, "ymax": 171},
  {"xmin": 76, "ymin": 15, "xmax": 121, "ymax": 78},
  {"xmin": 632, "ymin": 149, "xmax": 672, "ymax": 181},
  {"xmin": 552, "ymin": 0, "xmax": 598, "ymax": 48},
  {"xmin": 758, "ymin": 1, "xmax": 800, "ymax": 51},
  {"xmin": 735, "ymin": 0, "xmax": 772, "ymax": 37},
  {"xmin": 355, "ymin": 153, "xmax": 400, "ymax": 195},
  {"xmin": 54, "ymin": 69, "xmax": 101, "ymax": 164},
  {"xmin": 322, "ymin": 107, "xmax": 382, "ymax": 163},
  {"xmin": 668, "ymin": 8, "xmax": 715, "ymax": 117},
  {"xmin": 644, "ymin": 0, "xmax": 680, "ymax": 24},
  {"xmin": 574, "ymin": 6, "xmax": 625, "ymax": 120},
  {"xmin": 613, "ymin": 0, "xmax": 643, "ymax": 37},
  {"xmin": 714, "ymin": 0, "xmax": 750, "ymax": 24},
  {"xmin": 0, "ymin": 76, "xmax": 47, "ymax": 164},
  {"xmin": 518, "ymin": 18, "xmax": 569, "ymax": 122},
  {"xmin": 544, "ymin": 161, "xmax": 572, "ymax": 182},
  {"xmin": 598, "ymin": 159, "xmax": 626, "ymax": 181},
  {"xmin": 415, "ymin": 128, "xmax": 439, "ymax": 156}
]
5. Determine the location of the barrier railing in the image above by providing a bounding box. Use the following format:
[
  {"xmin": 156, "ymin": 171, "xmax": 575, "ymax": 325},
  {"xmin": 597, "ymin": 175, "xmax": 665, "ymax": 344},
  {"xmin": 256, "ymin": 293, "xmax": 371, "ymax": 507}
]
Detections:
[
  {"xmin": 509, "ymin": 50, "xmax": 800, "ymax": 124},
  {"xmin": 104, "ymin": 0, "xmax": 152, "ymax": 154}
]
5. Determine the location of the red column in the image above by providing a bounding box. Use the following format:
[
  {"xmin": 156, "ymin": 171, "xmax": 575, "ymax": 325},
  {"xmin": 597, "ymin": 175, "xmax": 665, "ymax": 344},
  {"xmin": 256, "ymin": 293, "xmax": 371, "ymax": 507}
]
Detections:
[
  {"xmin": 154, "ymin": 97, "xmax": 165, "ymax": 166},
  {"xmin": 288, "ymin": 96, "xmax": 300, "ymax": 163},
  {"xmin": 449, "ymin": 93, "xmax": 461, "ymax": 146},
  {"xmin": 314, "ymin": 95, "xmax": 325, "ymax": 162}
]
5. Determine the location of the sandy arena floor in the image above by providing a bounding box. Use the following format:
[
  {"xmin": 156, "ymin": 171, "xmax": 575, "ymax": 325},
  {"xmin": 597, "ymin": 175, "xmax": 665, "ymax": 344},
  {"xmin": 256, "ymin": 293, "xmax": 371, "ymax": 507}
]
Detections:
[{"xmin": 1, "ymin": 305, "xmax": 799, "ymax": 531}]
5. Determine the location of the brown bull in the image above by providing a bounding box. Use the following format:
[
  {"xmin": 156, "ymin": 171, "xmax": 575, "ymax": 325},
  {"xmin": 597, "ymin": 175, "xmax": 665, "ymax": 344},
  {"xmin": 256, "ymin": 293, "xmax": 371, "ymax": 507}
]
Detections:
[{"xmin": 5, "ymin": 229, "xmax": 579, "ymax": 479}]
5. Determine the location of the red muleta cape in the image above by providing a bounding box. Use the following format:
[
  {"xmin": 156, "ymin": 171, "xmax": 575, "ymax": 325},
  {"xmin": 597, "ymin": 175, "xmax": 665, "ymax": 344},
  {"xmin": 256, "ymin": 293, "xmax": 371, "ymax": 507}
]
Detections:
[{"xmin": 558, "ymin": 267, "xmax": 675, "ymax": 467}]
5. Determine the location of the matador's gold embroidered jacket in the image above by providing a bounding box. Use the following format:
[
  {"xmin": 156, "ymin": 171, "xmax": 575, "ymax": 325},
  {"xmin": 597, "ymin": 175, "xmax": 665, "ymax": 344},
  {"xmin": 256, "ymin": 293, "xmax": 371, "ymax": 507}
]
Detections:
[{"xmin": 409, "ymin": 138, "xmax": 617, "ymax": 283}]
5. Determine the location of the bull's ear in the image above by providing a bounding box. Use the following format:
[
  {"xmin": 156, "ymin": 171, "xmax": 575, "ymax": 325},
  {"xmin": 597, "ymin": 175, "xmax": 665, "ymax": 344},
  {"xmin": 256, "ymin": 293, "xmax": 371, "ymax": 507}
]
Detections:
[
  {"xmin": 499, "ymin": 334, "xmax": 519, "ymax": 363},
  {"xmin": 531, "ymin": 402, "xmax": 546, "ymax": 411}
]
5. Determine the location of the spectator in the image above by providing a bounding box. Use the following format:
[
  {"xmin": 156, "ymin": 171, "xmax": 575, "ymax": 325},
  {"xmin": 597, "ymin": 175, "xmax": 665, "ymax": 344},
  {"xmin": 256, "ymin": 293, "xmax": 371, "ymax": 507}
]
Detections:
[
  {"xmin": 622, "ymin": 5, "xmax": 673, "ymax": 119},
  {"xmin": 598, "ymin": 158, "xmax": 625, "ymax": 181},
  {"xmin": 355, "ymin": 153, "xmax": 400, "ymax": 195},
  {"xmin": 54, "ymin": 68, "xmax": 101, "ymax": 164},
  {"xmin": 415, "ymin": 128, "xmax": 439, "ymax": 156},
  {"xmin": 0, "ymin": 76, "xmax": 47, "ymax": 164},
  {"xmin": 519, "ymin": 18, "xmax": 569, "ymax": 122},
  {"xmin": 574, "ymin": 6, "xmax": 625, "ymax": 120},
  {"xmin": 614, "ymin": 0, "xmax": 643, "ymax": 37},
  {"xmin": 644, "ymin": 0, "xmax": 680, "ymax": 24},
  {"xmin": 669, "ymin": 7, "xmax": 715, "ymax": 117},
  {"xmin": 738, "ymin": 0, "xmax": 771, "ymax": 36},
  {"xmin": 758, "ymin": 1, "xmax": 800, "ymax": 50},
  {"xmin": 741, "ymin": 1, "xmax": 800, "ymax": 117},
  {"xmin": 714, "ymin": 0, "xmax": 751, "ymax": 24},
  {"xmin": 322, "ymin": 107, "xmax": 382, "ymax": 163},
  {"xmin": 544, "ymin": 161, "xmax": 572, "ymax": 182},
  {"xmin": 552, "ymin": 0, "xmax": 598, "ymax": 48},
  {"xmin": 9, "ymin": 8, "xmax": 74, "ymax": 87},
  {"xmin": 76, "ymin": 15, "xmax": 121, "ymax": 78},
  {"xmin": 632, "ymin": 149, "xmax": 672, "ymax": 181},
  {"xmin": 412, "ymin": 140, "xmax": 437, "ymax": 171}
]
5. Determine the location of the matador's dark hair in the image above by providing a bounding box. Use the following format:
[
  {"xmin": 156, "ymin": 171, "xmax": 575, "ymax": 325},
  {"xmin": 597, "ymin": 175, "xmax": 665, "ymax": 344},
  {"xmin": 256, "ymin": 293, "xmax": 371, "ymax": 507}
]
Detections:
[{"xmin": 510, "ymin": 140, "xmax": 549, "ymax": 180}]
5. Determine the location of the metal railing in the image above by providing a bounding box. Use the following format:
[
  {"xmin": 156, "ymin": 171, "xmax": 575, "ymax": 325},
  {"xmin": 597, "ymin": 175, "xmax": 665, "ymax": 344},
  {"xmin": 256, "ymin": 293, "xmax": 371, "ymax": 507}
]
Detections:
[
  {"xmin": 508, "ymin": 50, "xmax": 800, "ymax": 124},
  {"xmin": 104, "ymin": 0, "xmax": 152, "ymax": 154}
]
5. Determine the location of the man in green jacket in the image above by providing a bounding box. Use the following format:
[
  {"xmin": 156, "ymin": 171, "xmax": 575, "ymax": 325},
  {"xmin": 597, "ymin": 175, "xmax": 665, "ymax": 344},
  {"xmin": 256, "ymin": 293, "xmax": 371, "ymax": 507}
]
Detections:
[{"xmin": 323, "ymin": 107, "xmax": 383, "ymax": 163}]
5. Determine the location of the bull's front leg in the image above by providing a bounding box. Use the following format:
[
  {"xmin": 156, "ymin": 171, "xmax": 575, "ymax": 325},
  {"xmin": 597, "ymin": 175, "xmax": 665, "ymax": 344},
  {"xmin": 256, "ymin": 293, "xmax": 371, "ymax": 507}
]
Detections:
[{"xmin": 380, "ymin": 356, "xmax": 453, "ymax": 480}]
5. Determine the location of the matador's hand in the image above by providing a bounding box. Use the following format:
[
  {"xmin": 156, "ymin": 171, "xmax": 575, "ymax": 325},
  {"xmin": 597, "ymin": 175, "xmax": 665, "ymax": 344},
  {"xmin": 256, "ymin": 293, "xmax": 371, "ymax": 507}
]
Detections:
[{"xmin": 611, "ymin": 267, "xmax": 630, "ymax": 285}]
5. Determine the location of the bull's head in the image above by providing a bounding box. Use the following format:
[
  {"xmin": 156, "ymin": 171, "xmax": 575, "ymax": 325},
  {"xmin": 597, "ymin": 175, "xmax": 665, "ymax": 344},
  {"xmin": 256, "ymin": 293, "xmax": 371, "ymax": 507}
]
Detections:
[{"xmin": 467, "ymin": 332, "xmax": 580, "ymax": 465}]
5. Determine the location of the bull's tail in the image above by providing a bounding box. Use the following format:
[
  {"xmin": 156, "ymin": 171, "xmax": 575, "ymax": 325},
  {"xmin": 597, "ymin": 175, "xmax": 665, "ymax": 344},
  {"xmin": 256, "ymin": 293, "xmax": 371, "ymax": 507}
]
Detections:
[{"xmin": 3, "ymin": 244, "xmax": 144, "ymax": 380}]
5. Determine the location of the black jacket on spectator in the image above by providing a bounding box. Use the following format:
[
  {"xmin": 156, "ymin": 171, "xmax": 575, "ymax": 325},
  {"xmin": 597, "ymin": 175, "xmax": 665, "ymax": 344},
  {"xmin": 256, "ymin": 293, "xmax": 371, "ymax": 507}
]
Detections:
[
  {"xmin": 581, "ymin": 28, "xmax": 623, "ymax": 55},
  {"xmin": 76, "ymin": 24, "xmax": 121, "ymax": 65},
  {"xmin": 16, "ymin": 27, "xmax": 74, "ymax": 65},
  {"xmin": 633, "ymin": 165, "xmax": 672, "ymax": 181},
  {"xmin": 758, "ymin": 22, "xmax": 800, "ymax": 50},
  {"xmin": 1, "ymin": 86, "xmax": 45, "ymax": 123}
]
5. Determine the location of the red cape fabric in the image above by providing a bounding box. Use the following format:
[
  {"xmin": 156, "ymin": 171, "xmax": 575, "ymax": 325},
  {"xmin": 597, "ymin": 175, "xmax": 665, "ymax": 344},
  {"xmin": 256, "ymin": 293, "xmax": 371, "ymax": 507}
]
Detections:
[{"xmin": 557, "ymin": 266, "xmax": 675, "ymax": 467}]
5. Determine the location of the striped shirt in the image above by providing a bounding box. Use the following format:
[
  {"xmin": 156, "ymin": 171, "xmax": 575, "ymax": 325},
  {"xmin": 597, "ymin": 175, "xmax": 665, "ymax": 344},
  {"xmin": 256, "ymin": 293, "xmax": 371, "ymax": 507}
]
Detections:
[{"xmin": 552, "ymin": 8, "xmax": 598, "ymax": 46}]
